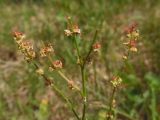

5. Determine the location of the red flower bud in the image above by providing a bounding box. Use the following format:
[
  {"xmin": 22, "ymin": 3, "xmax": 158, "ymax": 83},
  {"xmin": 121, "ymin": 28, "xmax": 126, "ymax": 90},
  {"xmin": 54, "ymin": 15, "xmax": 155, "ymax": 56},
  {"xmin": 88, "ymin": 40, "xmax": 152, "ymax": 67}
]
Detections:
[
  {"xmin": 92, "ymin": 42, "xmax": 101, "ymax": 51},
  {"xmin": 52, "ymin": 60, "xmax": 62, "ymax": 69}
]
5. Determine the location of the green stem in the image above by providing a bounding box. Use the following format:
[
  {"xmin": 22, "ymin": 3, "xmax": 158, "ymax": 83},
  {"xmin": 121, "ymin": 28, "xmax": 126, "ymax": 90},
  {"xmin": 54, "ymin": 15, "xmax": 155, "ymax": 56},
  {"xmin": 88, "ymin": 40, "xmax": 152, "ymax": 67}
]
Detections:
[
  {"xmin": 74, "ymin": 31, "xmax": 98, "ymax": 120},
  {"xmin": 81, "ymin": 67, "xmax": 86, "ymax": 96},
  {"xmin": 107, "ymin": 87, "xmax": 116, "ymax": 120},
  {"xmin": 73, "ymin": 35, "xmax": 87, "ymax": 120},
  {"xmin": 83, "ymin": 30, "xmax": 98, "ymax": 66},
  {"xmin": 32, "ymin": 62, "xmax": 80, "ymax": 120},
  {"xmin": 93, "ymin": 62, "xmax": 98, "ymax": 91},
  {"xmin": 81, "ymin": 66, "xmax": 87, "ymax": 120},
  {"xmin": 81, "ymin": 30, "xmax": 98, "ymax": 120},
  {"xmin": 74, "ymin": 35, "xmax": 81, "ymax": 60}
]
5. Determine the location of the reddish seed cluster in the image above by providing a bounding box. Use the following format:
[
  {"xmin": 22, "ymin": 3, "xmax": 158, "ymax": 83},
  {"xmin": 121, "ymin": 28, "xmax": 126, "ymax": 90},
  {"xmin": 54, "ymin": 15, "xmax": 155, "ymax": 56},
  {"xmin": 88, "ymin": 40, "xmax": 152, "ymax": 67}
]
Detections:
[
  {"xmin": 110, "ymin": 76, "xmax": 122, "ymax": 88},
  {"xmin": 13, "ymin": 31, "xmax": 35, "ymax": 61},
  {"xmin": 65, "ymin": 16, "xmax": 71, "ymax": 20},
  {"xmin": 13, "ymin": 31, "xmax": 25, "ymax": 42},
  {"xmin": 122, "ymin": 22, "xmax": 139, "ymax": 59},
  {"xmin": 40, "ymin": 44, "xmax": 54, "ymax": 57},
  {"xmin": 52, "ymin": 60, "xmax": 63, "ymax": 69},
  {"xmin": 64, "ymin": 17, "xmax": 81, "ymax": 36},
  {"xmin": 13, "ymin": 31, "xmax": 23, "ymax": 38},
  {"xmin": 67, "ymin": 80, "xmax": 74, "ymax": 90},
  {"xmin": 92, "ymin": 42, "xmax": 101, "ymax": 52},
  {"xmin": 123, "ymin": 22, "xmax": 138, "ymax": 35}
]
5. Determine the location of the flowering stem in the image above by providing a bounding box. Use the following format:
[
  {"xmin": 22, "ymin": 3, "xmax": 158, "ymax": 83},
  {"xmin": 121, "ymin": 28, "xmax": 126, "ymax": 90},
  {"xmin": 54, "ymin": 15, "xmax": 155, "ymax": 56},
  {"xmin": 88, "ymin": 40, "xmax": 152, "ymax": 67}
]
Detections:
[
  {"xmin": 93, "ymin": 62, "xmax": 98, "ymax": 90},
  {"xmin": 48, "ymin": 55, "xmax": 81, "ymax": 95},
  {"xmin": 107, "ymin": 87, "xmax": 116, "ymax": 120},
  {"xmin": 73, "ymin": 34, "xmax": 87, "ymax": 120},
  {"xmin": 81, "ymin": 66, "xmax": 87, "ymax": 120},
  {"xmin": 83, "ymin": 30, "xmax": 98, "ymax": 66},
  {"xmin": 81, "ymin": 30, "xmax": 98, "ymax": 120},
  {"xmin": 31, "ymin": 62, "xmax": 80, "ymax": 120}
]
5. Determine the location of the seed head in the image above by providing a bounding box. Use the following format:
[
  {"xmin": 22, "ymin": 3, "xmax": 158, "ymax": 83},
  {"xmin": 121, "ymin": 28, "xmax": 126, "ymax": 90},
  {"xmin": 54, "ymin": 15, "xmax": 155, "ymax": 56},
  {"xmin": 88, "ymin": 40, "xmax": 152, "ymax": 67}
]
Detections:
[
  {"xmin": 52, "ymin": 60, "xmax": 62, "ymax": 69},
  {"xmin": 72, "ymin": 24, "xmax": 81, "ymax": 34},
  {"xmin": 36, "ymin": 68, "xmax": 44, "ymax": 75},
  {"xmin": 64, "ymin": 18, "xmax": 81, "ymax": 36},
  {"xmin": 92, "ymin": 42, "xmax": 101, "ymax": 52},
  {"xmin": 110, "ymin": 76, "xmax": 122, "ymax": 88},
  {"xmin": 40, "ymin": 44, "xmax": 54, "ymax": 57},
  {"xmin": 13, "ymin": 31, "xmax": 25, "ymax": 41},
  {"xmin": 64, "ymin": 29, "xmax": 72, "ymax": 36},
  {"xmin": 41, "ymin": 97, "xmax": 48, "ymax": 105}
]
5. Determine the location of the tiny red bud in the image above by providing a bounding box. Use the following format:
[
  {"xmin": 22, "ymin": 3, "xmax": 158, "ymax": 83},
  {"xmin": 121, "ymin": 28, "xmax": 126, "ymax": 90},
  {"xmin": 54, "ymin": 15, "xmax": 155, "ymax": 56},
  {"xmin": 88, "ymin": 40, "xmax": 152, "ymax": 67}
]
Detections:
[
  {"xmin": 129, "ymin": 39, "xmax": 136, "ymax": 47},
  {"xmin": 92, "ymin": 42, "xmax": 101, "ymax": 51},
  {"xmin": 13, "ymin": 31, "xmax": 24, "ymax": 41},
  {"xmin": 52, "ymin": 60, "xmax": 62, "ymax": 69}
]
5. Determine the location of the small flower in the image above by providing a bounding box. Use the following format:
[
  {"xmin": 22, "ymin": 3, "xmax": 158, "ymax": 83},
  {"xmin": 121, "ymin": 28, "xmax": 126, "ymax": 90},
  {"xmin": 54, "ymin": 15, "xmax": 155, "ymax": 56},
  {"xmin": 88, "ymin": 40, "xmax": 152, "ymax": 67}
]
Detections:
[
  {"xmin": 112, "ymin": 99, "xmax": 116, "ymax": 108},
  {"xmin": 76, "ymin": 58, "xmax": 82, "ymax": 65},
  {"xmin": 123, "ymin": 39, "xmax": 136, "ymax": 47},
  {"xmin": 41, "ymin": 97, "xmax": 48, "ymax": 105},
  {"xmin": 13, "ymin": 31, "xmax": 25, "ymax": 41},
  {"xmin": 132, "ymin": 30, "xmax": 139, "ymax": 39},
  {"xmin": 64, "ymin": 18, "xmax": 81, "ymax": 36},
  {"xmin": 110, "ymin": 76, "xmax": 122, "ymax": 88},
  {"xmin": 106, "ymin": 112, "xmax": 114, "ymax": 119},
  {"xmin": 49, "ymin": 66, "xmax": 54, "ymax": 71},
  {"xmin": 123, "ymin": 22, "xmax": 138, "ymax": 35},
  {"xmin": 122, "ymin": 55, "xmax": 128, "ymax": 60},
  {"xmin": 72, "ymin": 24, "xmax": 81, "ymax": 34},
  {"xmin": 130, "ymin": 47, "xmax": 138, "ymax": 52},
  {"xmin": 92, "ymin": 42, "xmax": 101, "ymax": 52},
  {"xmin": 36, "ymin": 68, "xmax": 44, "ymax": 75},
  {"xmin": 40, "ymin": 44, "xmax": 54, "ymax": 57},
  {"xmin": 52, "ymin": 60, "xmax": 62, "ymax": 69},
  {"xmin": 129, "ymin": 40, "xmax": 136, "ymax": 47},
  {"xmin": 26, "ymin": 50, "xmax": 36, "ymax": 60},
  {"xmin": 18, "ymin": 40, "xmax": 33, "ymax": 51},
  {"xmin": 68, "ymin": 80, "xmax": 74, "ymax": 90},
  {"xmin": 123, "ymin": 39, "xmax": 138, "ymax": 52},
  {"xmin": 64, "ymin": 29, "xmax": 72, "ymax": 36},
  {"xmin": 65, "ymin": 16, "xmax": 71, "ymax": 20}
]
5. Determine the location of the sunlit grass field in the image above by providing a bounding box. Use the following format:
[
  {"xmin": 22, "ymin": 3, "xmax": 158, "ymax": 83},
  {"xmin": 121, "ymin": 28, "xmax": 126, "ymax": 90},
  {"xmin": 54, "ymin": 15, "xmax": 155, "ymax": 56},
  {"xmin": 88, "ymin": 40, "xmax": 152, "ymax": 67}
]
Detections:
[{"xmin": 0, "ymin": 0, "xmax": 160, "ymax": 120}]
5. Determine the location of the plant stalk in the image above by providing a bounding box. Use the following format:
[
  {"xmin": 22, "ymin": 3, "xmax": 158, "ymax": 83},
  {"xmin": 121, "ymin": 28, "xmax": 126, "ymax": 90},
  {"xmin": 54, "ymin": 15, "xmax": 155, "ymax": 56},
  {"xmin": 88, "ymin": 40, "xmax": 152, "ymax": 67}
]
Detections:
[{"xmin": 107, "ymin": 87, "xmax": 116, "ymax": 120}]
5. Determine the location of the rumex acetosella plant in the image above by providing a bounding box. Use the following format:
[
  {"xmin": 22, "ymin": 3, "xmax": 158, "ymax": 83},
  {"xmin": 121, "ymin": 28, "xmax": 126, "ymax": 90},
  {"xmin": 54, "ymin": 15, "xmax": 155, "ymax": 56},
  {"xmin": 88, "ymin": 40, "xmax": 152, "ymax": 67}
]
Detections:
[
  {"xmin": 13, "ymin": 17, "xmax": 139, "ymax": 120},
  {"xmin": 106, "ymin": 22, "xmax": 139, "ymax": 120}
]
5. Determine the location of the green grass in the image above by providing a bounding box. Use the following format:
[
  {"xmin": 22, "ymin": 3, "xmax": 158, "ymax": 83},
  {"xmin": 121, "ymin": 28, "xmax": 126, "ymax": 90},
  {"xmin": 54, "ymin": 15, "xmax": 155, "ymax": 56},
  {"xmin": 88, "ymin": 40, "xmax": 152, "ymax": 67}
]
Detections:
[{"xmin": 0, "ymin": 0, "xmax": 160, "ymax": 120}]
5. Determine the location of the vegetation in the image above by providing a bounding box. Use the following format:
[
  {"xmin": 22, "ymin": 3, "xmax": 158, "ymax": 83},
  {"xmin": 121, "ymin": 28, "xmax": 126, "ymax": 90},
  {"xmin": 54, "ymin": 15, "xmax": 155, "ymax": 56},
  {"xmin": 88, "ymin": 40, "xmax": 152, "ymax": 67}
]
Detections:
[{"xmin": 0, "ymin": 0, "xmax": 160, "ymax": 120}]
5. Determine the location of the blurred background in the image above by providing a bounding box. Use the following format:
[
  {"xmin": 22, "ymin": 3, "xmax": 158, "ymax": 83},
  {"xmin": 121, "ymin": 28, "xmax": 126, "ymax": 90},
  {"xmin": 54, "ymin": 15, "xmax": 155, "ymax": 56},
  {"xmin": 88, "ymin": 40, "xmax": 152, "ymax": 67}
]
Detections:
[{"xmin": 0, "ymin": 0, "xmax": 160, "ymax": 120}]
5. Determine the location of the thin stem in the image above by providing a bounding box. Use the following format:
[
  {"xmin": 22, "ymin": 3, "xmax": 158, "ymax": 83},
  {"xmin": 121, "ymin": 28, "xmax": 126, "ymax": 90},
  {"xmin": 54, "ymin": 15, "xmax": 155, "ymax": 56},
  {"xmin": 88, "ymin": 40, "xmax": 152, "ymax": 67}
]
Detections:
[
  {"xmin": 93, "ymin": 62, "xmax": 98, "ymax": 90},
  {"xmin": 73, "ymin": 31, "xmax": 98, "ymax": 120},
  {"xmin": 73, "ymin": 35, "xmax": 87, "ymax": 120},
  {"xmin": 31, "ymin": 62, "xmax": 80, "ymax": 120},
  {"xmin": 81, "ymin": 30, "xmax": 98, "ymax": 120},
  {"xmin": 83, "ymin": 30, "xmax": 98, "ymax": 67},
  {"xmin": 74, "ymin": 35, "xmax": 81, "ymax": 60},
  {"xmin": 88, "ymin": 87, "xmax": 136, "ymax": 120},
  {"xmin": 48, "ymin": 55, "xmax": 81, "ymax": 94},
  {"xmin": 107, "ymin": 87, "xmax": 116, "ymax": 120},
  {"xmin": 81, "ymin": 66, "xmax": 87, "ymax": 120}
]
